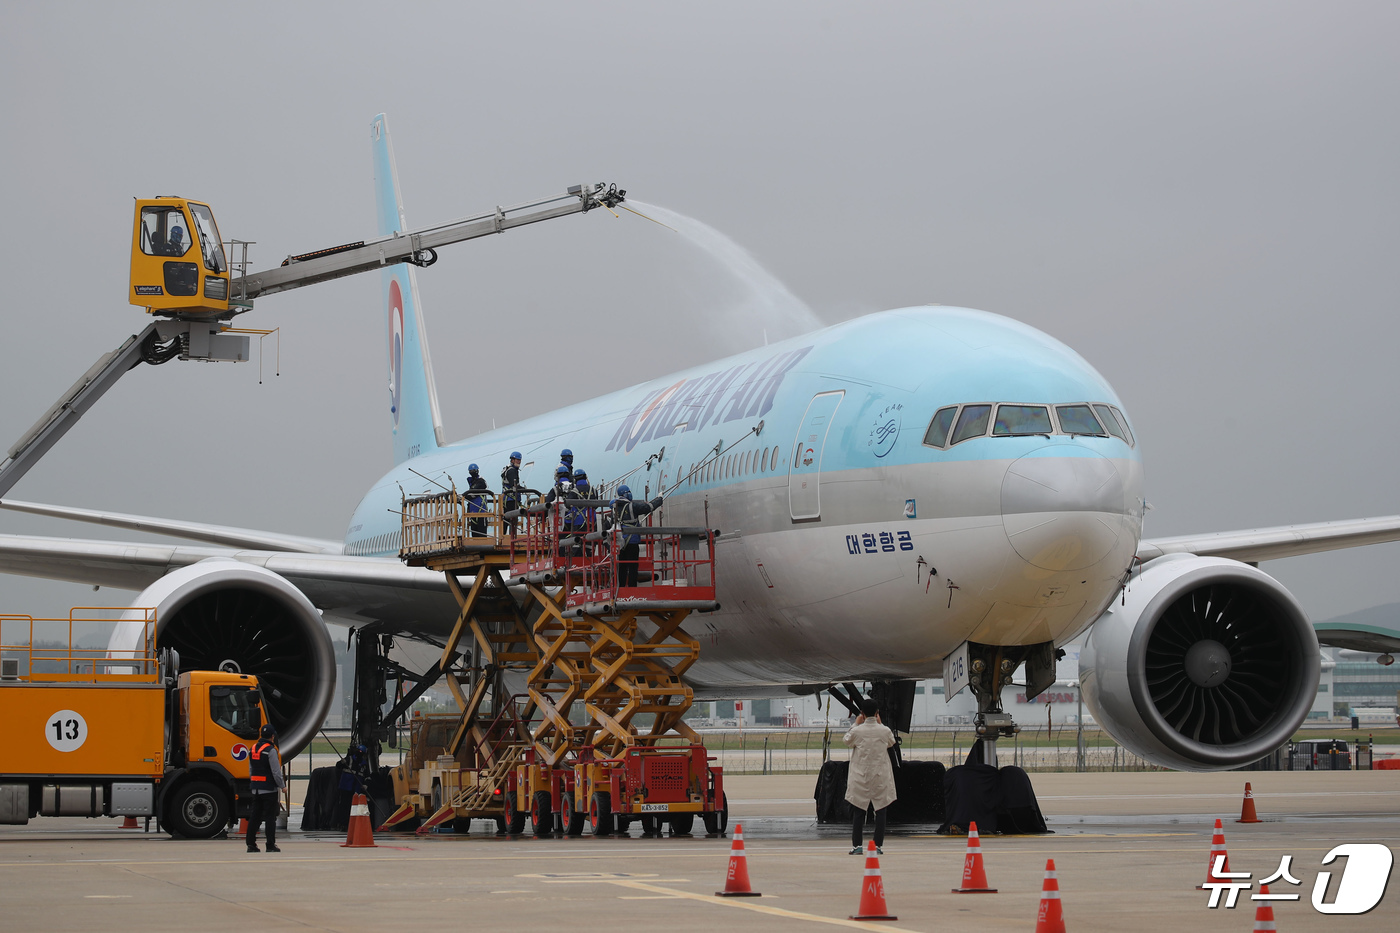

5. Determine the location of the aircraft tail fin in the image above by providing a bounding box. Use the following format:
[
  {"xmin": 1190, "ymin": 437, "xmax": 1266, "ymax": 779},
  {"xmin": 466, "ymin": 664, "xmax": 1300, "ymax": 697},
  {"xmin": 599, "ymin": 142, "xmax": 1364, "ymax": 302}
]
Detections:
[{"xmin": 371, "ymin": 114, "xmax": 446, "ymax": 463}]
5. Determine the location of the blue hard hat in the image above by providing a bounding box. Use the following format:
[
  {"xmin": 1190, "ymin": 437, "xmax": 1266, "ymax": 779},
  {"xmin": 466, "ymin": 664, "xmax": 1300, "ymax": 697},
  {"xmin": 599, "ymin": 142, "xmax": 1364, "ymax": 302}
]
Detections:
[
  {"xmin": 560, "ymin": 448, "xmax": 573, "ymax": 460},
  {"xmin": 468, "ymin": 463, "xmax": 479, "ymax": 473},
  {"xmin": 617, "ymin": 484, "xmax": 632, "ymax": 498},
  {"xmin": 555, "ymin": 465, "xmax": 570, "ymax": 477},
  {"xmin": 573, "ymin": 469, "xmax": 587, "ymax": 480},
  {"xmin": 510, "ymin": 451, "xmax": 522, "ymax": 460}
]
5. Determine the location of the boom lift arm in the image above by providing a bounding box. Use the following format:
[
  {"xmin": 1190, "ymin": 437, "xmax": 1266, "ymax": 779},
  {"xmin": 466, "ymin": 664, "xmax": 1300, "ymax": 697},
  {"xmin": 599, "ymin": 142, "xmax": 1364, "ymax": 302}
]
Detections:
[
  {"xmin": 0, "ymin": 182, "xmax": 626, "ymax": 500},
  {"xmin": 235, "ymin": 183, "xmax": 625, "ymax": 301}
]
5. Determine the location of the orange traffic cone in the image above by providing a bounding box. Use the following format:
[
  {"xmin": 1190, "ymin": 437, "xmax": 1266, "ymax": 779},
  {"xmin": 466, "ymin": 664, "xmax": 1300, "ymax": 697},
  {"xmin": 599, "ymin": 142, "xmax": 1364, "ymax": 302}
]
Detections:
[
  {"xmin": 1197, "ymin": 818, "xmax": 1230, "ymax": 889},
  {"xmin": 952, "ymin": 820, "xmax": 998, "ymax": 893},
  {"xmin": 1253, "ymin": 884, "xmax": 1276, "ymax": 931},
  {"xmin": 716, "ymin": 822, "xmax": 760, "ymax": 896},
  {"xmin": 1033, "ymin": 858, "xmax": 1065, "ymax": 933},
  {"xmin": 850, "ymin": 840, "xmax": 897, "ymax": 921},
  {"xmin": 1237, "ymin": 783, "xmax": 1262, "ymax": 824},
  {"xmin": 235, "ymin": 818, "xmax": 248, "ymax": 837},
  {"xmin": 120, "ymin": 816, "xmax": 139, "ymax": 829},
  {"xmin": 341, "ymin": 793, "xmax": 378, "ymax": 848}
]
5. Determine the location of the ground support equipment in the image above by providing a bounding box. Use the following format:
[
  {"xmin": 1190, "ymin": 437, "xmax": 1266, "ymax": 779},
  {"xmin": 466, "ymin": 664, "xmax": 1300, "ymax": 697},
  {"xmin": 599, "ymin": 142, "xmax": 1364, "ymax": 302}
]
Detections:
[{"xmin": 393, "ymin": 489, "xmax": 728, "ymax": 836}]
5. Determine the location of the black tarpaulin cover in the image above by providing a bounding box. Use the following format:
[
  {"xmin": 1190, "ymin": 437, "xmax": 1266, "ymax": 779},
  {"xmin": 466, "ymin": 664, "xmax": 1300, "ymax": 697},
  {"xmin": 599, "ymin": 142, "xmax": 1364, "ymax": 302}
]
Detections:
[{"xmin": 939, "ymin": 763, "xmax": 1049, "ymax": 834}]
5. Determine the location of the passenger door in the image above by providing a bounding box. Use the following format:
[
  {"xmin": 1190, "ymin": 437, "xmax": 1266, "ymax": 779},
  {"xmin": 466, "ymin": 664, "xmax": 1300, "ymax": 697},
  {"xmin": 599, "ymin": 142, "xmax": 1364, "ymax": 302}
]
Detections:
[{"xmin": 787, "ymin": 391, "xmax": 844, "ymax": 521}]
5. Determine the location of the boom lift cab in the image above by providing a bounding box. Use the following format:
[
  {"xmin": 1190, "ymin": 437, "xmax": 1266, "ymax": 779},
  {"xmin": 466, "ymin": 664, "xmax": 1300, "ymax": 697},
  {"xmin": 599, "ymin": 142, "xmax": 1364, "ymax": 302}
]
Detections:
[
  {"xmin": 0, "ymin": 610, "xmax": 273, "ymax": 838},
  {"xmin": 128, "ymin": 197, "xmax": 231, "ymax": 315}
]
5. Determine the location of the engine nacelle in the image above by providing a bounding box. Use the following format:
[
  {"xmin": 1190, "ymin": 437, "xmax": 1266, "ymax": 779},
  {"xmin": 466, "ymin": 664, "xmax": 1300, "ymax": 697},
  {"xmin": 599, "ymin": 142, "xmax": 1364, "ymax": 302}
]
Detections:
[
  {"xmin": 1080, "ymin": 554, "xmax": 1319, "ymax": 771},
  {"xmin": 110, "ymin": 559, "xmax": 335, "ymax": 756}
]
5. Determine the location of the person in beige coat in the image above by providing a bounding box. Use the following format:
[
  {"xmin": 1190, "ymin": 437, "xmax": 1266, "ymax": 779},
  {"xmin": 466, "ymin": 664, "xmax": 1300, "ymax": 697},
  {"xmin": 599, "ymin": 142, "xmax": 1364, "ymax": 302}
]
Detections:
[{"xmin": 843, "ymin": 698, "xmax": 896, "ymax": 854}]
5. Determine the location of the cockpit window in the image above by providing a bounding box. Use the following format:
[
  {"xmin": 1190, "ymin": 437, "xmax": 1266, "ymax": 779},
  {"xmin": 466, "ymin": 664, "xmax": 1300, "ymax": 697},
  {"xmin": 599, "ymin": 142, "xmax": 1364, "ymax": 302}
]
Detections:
[
  {"xmin": 1108, "ymin": 406, "xmax": 1134, "ymax": 446},
  {"xmin": 1056, "ymin": 405, "xmax": 1107, "ymax": 436},
  {"xmin": 949, "ymin": 404, "xmax": 992, "ymax": 445},
  {"xmin": 922, "ymin": 407, "xmax": 958, "ymax": 448},
  {"xmin": 993, "ymin": 404, "xmax": 1053, "ymax": 436},
  {"xmin": 1092, "ymin": 404, "xmax": 1127, "ymax": 442}
]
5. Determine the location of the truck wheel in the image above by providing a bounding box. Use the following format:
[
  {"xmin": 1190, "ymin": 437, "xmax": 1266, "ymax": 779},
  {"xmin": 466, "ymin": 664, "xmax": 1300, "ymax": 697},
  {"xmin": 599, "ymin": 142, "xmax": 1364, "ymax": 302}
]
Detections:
[
  {"xmin": 431, "ymin": 781, "xmax": 443, "ymax": 813},
  {"xmin": 640, "ymin": 815, "xmax": 662, "ymax": 836},
  {"xmin": 561, "ymin": 793, "xmax": 585, "ymax": 836},
  {"xmin": 503, "ymin": 791, "xmax": 527, "ymax": 835},
  {"xmin": 668, "ymin": 813, "xmax": 694, "ymax": 836},
  {"xmin": 588, "ymin": 791, "xmax": 614, "ymax": 836},
  {"xmin": 167, "ymin": 782, "xmax": 227, "ymax": 839},
  {"xmin": 702, "ymin": 792, "xmax": 729, "ymax": 836},
  {"xmin": 452, "ymin": 817, "xmax": 472, "ymax": 835},
  {"xmin": 531, "ymin": 791, "xmax": 553, "ymax": 836}
]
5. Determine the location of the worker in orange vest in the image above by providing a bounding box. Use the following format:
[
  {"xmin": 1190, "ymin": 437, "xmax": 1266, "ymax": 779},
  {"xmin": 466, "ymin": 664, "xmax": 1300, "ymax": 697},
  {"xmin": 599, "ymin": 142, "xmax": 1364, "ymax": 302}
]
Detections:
[{"xmin": 246, "ymin": 723, "xmax": 285, "ymax": 852}]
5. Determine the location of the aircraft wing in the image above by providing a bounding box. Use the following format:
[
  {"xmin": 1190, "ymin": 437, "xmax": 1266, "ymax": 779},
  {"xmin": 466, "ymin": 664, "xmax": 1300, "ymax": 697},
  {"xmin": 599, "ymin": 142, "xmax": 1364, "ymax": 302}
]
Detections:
[
  {"xmin": 0, "ymin": 532, "xmax": 455, "ymax": 629},
  {"xmin": 0, "ymin": 498, "xmax": 344, "ymax": 554},
  {"xmin": 1136, "ymin": 515, "xmax": 1400, "ymax": 564}
]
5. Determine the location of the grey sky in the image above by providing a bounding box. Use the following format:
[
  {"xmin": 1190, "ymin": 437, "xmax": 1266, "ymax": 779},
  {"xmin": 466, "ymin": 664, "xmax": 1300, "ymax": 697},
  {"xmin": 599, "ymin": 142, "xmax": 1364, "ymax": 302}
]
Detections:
[{"xmin": 1, "ymin": 2, "xmax": 1396, "ymax": 625}]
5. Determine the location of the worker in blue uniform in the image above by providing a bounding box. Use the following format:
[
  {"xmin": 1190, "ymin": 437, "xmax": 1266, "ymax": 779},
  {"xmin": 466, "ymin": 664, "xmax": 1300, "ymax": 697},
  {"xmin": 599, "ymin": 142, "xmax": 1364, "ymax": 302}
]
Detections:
[
  {"xmin": 609, "ymin": 485, "xmax": 664, "ymax": 587},
  {"xmin": 501, "ymin": 452, "xmax": 524, "ymax": 533},
  {"xmin": 465, "ymin": 463, "xmax": 489, "ymax": 537}
]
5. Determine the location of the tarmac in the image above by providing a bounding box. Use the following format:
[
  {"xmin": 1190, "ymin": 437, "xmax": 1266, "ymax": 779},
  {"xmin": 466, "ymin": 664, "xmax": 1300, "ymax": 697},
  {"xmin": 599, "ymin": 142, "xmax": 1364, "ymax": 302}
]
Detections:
[{"xmin": 1, "ymin": 770, "xmax": 1395, "ymax": 932}]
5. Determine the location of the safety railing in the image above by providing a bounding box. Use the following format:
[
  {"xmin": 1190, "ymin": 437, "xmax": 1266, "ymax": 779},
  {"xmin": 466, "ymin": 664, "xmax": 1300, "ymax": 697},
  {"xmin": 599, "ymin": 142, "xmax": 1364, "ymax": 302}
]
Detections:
[
  {"xmin": 0, "ymin": 607, "xmax": 158, "ymax": 682},
  {"xmin": 508, "ymin": 499, "xmax": 716, "ymax": 610},
  {"xmin": 400, "ymin": 487, "xmax": 514, "ymax": 557}
]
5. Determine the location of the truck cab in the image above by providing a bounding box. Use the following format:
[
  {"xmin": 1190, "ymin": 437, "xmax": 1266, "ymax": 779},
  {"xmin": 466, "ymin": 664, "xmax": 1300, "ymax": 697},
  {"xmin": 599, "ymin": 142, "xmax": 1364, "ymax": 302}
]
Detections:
[{"xmin": 163, "ymin": 670, "xmax": 272, "ymax": 837}]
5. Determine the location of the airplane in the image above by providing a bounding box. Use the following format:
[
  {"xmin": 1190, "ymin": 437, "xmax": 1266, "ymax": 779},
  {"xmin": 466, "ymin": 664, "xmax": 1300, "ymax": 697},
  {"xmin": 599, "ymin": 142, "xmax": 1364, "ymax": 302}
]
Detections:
[{"xmin": 3, "ymin": 114, "xmax": 1399, "ymax": 772}]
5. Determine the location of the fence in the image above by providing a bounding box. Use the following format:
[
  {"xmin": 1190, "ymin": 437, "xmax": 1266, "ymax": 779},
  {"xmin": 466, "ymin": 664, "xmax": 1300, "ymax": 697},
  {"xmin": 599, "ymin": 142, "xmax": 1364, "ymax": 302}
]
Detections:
[{"xmin": 689, "ymin": 726, "xmax": 1161, "ymax": 775}]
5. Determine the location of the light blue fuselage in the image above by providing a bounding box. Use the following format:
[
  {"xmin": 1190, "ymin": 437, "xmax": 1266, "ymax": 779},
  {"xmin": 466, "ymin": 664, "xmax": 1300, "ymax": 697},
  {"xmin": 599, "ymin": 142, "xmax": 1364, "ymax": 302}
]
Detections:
[{"xmin": 344, "ymin": 305, "xmax": 1144, "ymax": 691}]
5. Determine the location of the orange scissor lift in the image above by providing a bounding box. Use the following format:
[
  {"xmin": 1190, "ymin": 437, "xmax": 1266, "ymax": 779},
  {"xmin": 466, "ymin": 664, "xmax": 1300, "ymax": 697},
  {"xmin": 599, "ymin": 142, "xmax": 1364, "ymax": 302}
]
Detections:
[{"xmin": 390, "ymin": 486, "xmax": 727, "ymax": 837}]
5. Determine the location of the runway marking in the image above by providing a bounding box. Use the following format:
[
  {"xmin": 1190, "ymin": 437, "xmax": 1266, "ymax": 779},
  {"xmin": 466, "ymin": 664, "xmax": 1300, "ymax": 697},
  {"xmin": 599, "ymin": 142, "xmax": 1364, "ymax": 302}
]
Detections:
[
  {"xmin": 1, "ymin": 840, "xmax": 1385, "ymax": 869},
  {"xmin": 1039, "ymin": 791, "xmax": 1400, "ymax": 800},
  {"xmin": 909, "ymin": 832, "xmax": 1194, "ymax": 838},
  {"xmin": 83, "ymin": 895, "xmax": 132, "ymax": 898},
  {"xmin": 605, "ymin": 879, "xmax": 916, "ymax": 931}
]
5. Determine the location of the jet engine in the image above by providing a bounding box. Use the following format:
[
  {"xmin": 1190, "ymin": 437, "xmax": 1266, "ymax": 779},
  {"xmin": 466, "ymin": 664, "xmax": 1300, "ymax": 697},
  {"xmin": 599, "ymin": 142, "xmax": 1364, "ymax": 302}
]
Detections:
[
  {"xmin": 110, "ymin": 558, "xmax": 335, "ymax": 757},
  {"xmin": 1080, "ymin": 554, "xmax": 1318, "ymax": 771}
]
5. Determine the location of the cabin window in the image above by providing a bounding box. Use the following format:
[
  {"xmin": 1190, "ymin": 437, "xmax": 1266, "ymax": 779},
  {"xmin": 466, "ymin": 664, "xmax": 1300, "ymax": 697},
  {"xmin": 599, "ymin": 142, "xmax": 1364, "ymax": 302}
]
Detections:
[
  {"xmin": 993, "ymin": 404, "xmax": 1053, "ymax": 436},
  {"xmin": 772, "ymin": 445, "xmax": 780, "ymax": 470},
  {"xmin": 188, "ymin": 203, "xmax": 227, "ymax": 273},
  {"xmin": 949, "ymin": 404, "xmax": 992, "ymax": 445},
  {"xmin": 761, "ymin": 448, "xmax": 769, "ymax": 472},
  {"xmin": 1056, "ymin": 404, "xmax": 1107, "ymax": 436},
  {"xmin": 140, "ymin": 206, "xmax": 192, "ymax": 257},
  {"xmin": 1092, "ymin": 404, "xmax": 1127, "ymax": 442},
  {"xmin": 922, "ymin": 406, "xmax": 957, "ymax": 448},
  {"xmin": 209, "ymin": 685, "xmax": 261, "ymax": 740}
]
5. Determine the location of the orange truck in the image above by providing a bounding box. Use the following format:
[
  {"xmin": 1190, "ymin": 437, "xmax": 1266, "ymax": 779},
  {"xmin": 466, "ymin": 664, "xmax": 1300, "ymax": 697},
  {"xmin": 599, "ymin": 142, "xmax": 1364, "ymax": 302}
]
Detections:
[{"xmin": 0, "ymin": 610, "xmax": 273, "ymax": 838}]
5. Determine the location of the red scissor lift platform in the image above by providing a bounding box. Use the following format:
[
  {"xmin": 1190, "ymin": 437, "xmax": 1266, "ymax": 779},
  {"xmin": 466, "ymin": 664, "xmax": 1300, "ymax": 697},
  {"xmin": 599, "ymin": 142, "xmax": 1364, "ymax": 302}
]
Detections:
[{"xmin": 397, "ymin": 488, "xmax": 727, "ymax": 837}]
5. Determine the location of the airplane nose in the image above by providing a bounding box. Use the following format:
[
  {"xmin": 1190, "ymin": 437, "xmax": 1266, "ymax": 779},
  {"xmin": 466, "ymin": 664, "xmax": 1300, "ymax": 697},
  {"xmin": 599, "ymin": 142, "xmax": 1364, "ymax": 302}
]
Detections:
[{"xmin": 1001, "ymin": 448, "xmax": 1126, "ymax": 571}]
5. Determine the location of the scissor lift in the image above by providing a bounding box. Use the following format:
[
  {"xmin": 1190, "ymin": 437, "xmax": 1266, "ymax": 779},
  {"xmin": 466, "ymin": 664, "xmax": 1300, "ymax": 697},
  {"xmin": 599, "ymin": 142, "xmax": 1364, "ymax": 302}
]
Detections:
[{"xmin": 394, "ymin": 486, "xmax": 727, "ymax": 837}]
